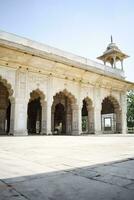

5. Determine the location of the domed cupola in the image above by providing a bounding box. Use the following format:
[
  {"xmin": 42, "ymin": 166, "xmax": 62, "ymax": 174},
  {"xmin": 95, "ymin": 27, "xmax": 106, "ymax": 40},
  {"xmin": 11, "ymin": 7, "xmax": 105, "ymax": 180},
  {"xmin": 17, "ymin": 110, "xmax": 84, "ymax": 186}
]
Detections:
[{"xmin": 97, "ymin": 36, "xmax": 129, "ymax": 70}]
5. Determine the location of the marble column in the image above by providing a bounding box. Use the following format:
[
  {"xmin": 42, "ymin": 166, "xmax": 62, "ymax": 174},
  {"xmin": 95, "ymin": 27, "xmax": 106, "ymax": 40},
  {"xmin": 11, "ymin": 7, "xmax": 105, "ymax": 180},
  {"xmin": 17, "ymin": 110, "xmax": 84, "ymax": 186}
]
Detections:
[
  {"xmin": 94, "ymin": 105, "xmax": 102, "ymax": 134},
  {"xmin": 88, "ymin": 107, "xmax": 94, "ymax": 133},
  {"xmin": 66, "ymin": 109, "xmax": 72, "ymax": 134},
  {"xmin": 11, "ymin": 98, "xmax": 28, "ymax": 136},
  {"xmin": 72, "ymin": 104, "xmax": 82, "ymax": 135},
  {"xmin": 0, "ymin": 109, "xmax": 6, "ymax": 134},
  {"xmin": 40, "ymin": 100, "xmax": 46, "ymax": 135},
  {"xmin": 121, "ymin": 92, "xmax": 127, "ymax": 134},
  {"xmin": 115, "ymin": 108, "xmax": 122, "ymax": 133},
  {"xmin": 94, "ymin": 87, "xmax": 102, "ymax": 134},
  {"xmin": 9, "ymin": 97, "xmax": 15, "ymax": 135},
  {"xmin": 45, "ymin": 101, "xmax": 52, "ymax": 135},
  {"xmin": 45, "ymin": 75, "xmax": 53, "ymax": 135}
]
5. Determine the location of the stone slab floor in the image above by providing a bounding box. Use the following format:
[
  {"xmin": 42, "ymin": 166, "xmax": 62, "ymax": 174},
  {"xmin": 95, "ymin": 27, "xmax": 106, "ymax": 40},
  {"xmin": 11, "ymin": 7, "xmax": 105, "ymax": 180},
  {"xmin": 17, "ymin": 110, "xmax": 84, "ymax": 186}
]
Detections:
[{"xmin": 0, "ymin": 135, "xmax": 134, "ymax": 200}]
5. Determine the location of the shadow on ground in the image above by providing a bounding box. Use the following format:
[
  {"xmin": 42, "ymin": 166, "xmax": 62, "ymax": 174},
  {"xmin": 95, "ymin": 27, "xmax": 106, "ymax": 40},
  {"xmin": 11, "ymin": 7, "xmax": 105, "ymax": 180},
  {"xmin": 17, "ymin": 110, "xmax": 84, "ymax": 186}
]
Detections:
[{"xmin": 0, "ymin": 157, "xmax": 134, "ymax": 200}]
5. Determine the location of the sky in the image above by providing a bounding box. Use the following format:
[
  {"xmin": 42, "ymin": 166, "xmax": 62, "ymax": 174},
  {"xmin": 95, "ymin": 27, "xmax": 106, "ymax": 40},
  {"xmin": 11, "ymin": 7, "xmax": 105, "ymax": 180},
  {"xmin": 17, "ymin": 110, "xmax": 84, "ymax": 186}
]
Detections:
[{"xmin": 0, "ymin": 0, "xmax": 134, "ymax": 81}]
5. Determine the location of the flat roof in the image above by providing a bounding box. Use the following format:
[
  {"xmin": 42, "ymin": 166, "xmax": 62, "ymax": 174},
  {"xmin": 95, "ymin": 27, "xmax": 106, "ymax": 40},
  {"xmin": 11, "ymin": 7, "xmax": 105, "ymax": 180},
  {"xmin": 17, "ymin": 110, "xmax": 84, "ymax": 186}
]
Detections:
[{"xmin": 0, "ymin": 30, "xmax": 129, "ymax": 82}]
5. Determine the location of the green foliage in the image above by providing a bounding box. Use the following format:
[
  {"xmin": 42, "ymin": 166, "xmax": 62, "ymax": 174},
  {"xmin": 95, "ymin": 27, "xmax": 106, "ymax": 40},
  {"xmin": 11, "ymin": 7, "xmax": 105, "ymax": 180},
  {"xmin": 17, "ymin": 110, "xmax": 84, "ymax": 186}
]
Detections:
[
  {"xmin": 82, "ymin": 116, "xmax": 88, "ymax": 132},
  {"xmin": 127, "ymin": 90, "xmax": 134, "ymax": 127}
]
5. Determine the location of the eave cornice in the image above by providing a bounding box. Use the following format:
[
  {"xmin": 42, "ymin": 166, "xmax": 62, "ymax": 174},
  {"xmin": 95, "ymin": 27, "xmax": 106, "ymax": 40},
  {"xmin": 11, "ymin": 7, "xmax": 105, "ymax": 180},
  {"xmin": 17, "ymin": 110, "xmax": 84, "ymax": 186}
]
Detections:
[{"xmin": 0, "ymin": 30, "xmax": 125, "ymax": 80}]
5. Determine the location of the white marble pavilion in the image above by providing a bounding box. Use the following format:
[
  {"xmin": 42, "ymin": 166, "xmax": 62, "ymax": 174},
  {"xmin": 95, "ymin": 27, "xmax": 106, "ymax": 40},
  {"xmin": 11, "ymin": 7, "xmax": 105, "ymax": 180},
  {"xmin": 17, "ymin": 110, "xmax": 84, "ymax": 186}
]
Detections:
[{"xmin": 0, "ymin": 31, "xmax": 134, "ymax": 136}]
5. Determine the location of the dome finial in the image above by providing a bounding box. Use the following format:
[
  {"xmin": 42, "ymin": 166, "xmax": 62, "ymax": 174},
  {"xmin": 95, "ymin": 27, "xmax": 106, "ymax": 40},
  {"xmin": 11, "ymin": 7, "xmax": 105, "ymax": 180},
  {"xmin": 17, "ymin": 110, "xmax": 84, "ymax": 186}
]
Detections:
[
  {"xmin": 97, "ymin": 35, "xmax": 129, "ymax": 70},
  {"xmin": 111, "ymin": 35, "xmax": 113, "ymax": 43}
]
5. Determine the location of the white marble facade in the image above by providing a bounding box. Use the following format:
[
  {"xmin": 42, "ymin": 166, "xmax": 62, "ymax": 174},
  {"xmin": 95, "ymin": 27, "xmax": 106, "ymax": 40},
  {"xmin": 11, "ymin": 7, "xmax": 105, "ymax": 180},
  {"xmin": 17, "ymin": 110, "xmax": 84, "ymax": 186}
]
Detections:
[{"xmin": 0, "ymin": 31, "xmax": 133, "ymax": 136}]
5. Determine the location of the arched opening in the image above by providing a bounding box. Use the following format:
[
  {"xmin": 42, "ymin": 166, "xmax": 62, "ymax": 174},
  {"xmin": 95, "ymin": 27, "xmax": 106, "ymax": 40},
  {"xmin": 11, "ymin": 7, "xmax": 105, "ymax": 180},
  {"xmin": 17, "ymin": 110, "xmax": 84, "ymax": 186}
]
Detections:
[
  {"xmin": 101, "ymin": 96, "xmax": 121, "ymax": 133},
  {"xmin": 101, "ymin": 98, "xmax": 114, "ymax": 114},
  {"xmin": 27, "ymin": 90, "xmax": 44, "ymax": 134},
  {"xmin": 0, "ymin": 82, "xmax": 11, "ymax": 135},
  {"xmin": 6, "ymin": 100, "xmax": 11, "ymax": 133},
  {"xmin": 82, "ymin": 98, "xmax": 94, "ymax": 134},
  {"xmin": 54, "ymin": 103, "xmax": 66, "ymax": 134},
  {"xmin": 82, "ymin": 100, "xmax": 88, "ymax": 133},
  {"xmin": 52, "ymin": 90, "xmax": 76, "ymax": 135}
]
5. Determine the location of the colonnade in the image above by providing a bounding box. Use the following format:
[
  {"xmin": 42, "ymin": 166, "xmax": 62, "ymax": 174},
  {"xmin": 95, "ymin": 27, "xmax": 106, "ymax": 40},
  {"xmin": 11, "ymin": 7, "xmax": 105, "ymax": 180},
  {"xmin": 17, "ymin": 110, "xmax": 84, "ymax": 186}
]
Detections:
[{"xmin": 0, "ymin": 80, "xmax": 127, "ymax": 136}]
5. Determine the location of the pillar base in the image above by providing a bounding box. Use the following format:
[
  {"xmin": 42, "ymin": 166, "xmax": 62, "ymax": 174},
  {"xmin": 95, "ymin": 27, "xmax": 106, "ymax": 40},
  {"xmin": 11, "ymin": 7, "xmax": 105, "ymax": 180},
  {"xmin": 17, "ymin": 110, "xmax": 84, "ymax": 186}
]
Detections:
[
  {"xmin": 94, "ymin": 130, "xmax": 102, "ymax": 135},
  {"xmin": 40, "ymin": 132, "xmax": 45, "ymax": 135},
  {"xmin": 13, "ymin": 130, "xmax": 28, "ymax": 136},
  {"xmin": 40, "ymin": 129, "xmax": 46, "ymax": 135},
  {"xmin": 46, "ymin": 133, "xmax": 52, "ymax": 135},
  {"xmin": 44, "ymin": 130, "xmax": 52, "ymax": 135},
  {"xmin": 121, "ymin": 129, "xmax": 128, "ymax": 135},
  {"xmin": 40, "ymin": 133, "xmax": 52, "ymax": 135},
  {"xmin": 72, "ymin": 130, "xmax": 82, "ymax": 135}
]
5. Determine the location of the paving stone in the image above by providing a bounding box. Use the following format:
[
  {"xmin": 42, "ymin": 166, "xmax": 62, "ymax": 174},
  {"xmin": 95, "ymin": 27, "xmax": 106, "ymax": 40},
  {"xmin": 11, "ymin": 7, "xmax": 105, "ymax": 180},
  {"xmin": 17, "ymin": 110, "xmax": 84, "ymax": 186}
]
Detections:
[
  {"xmin": 112, "ymin": 159, "xmax": 134, "ymax": 170},
  {"xmin": 11, "ymin": 172, "xmax": 134, "ymax": 200},
  {"xmin": 93, "ymin": 165, "xmax": 134, "ymax": 180},
  {"xmin": 69, "ymin": 168, "xmax": 100, "ymax": 179},
  {"xmin": 0, "ymin": 136, "xmax": 134, "ymax": 199},
  {"xmin": 0, "ymin": 180, "xmax": 26, "ymax": 200},
  {"xmin": 93, "ymin": 174, "xmax": 132, "ymax": 187},
  {"xmin": 126, "ymin": 182, "xmax": 134, "ymax": 190}
]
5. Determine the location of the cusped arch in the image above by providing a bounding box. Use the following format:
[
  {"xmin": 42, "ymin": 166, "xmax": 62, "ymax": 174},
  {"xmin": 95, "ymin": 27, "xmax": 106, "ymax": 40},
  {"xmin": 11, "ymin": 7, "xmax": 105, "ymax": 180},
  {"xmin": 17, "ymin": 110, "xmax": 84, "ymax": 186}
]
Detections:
[
  {"xmin": 53, "ymin": 89, "xmax": 77, "ymax": 105},
  {"xmin": 0, "ymin": 75, "xmax": 14, "ymax": 97},
  {"xmin": 29, "ymin": 88, "xmax": 45, "ymax": 102},
  {"xmin": 52, "ymin": 89, "xmax": 77, "ymax": 134},
  {"xmin": 27, "ymin": 89, "xmax": 45, "ymax": 134},
  {"xmin": 0, "ymin": 76, "xmax": 13, "ymax": 134},
  {"xmin": 83, "ymin": 97, "xmax": 93, "ymax": 108},
  {"xmin": 82, "ymin": 96, "xmax": 94, "ymax": 133},
  {"xmin": 102, "ymin": 95, "xmax": 120, "ymax": 110},
  {"xmin": 101, "ymin": 95, "xmax": 122, "ymax": 133}
]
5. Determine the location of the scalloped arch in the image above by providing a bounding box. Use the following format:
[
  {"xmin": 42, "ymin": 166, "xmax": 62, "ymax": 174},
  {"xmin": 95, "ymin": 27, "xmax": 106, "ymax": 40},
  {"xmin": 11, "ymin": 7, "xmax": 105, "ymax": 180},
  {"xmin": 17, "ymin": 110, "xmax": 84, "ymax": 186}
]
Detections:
[
  {"xmin": 83, "ymin": 97, "xmax": 93, "ymax": 107},
  {"xmin": 53, "ymin": 89, "xmax": 77, "ymax": 105},
  {"xmin": 29, "ymin": 88, "xmax": 45, "ymax": 101},
  {"xmin": 0, "ymin": 75, "xmax": 14, "ymax": 96},
  {"xmin": 102, "ymin": 95, "xmax": 120, "ymax": 109}
]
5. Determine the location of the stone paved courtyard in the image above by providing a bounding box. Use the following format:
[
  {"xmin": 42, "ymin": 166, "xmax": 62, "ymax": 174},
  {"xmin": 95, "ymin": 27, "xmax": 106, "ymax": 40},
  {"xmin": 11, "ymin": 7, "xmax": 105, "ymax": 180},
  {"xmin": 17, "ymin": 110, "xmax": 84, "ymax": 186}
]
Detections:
[{"xmin": 0, "ymin": 135, "xmax": 134, "ymax": 199}]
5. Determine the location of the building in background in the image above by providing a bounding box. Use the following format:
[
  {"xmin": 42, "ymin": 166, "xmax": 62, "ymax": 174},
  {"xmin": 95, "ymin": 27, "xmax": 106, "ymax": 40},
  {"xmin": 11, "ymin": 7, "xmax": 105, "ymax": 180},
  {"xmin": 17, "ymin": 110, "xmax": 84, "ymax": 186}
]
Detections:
[{"xmin": 0, "ymin": 31, "xmax": 134, "ymax": 136}]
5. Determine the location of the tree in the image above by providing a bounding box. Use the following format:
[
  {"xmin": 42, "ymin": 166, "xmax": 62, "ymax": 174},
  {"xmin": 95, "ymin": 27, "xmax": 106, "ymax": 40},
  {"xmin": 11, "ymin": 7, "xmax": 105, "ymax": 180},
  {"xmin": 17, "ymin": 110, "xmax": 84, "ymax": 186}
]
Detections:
[{"xmin": 127, "ymin": 90, "xmax": 134, "ymax": 127}]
